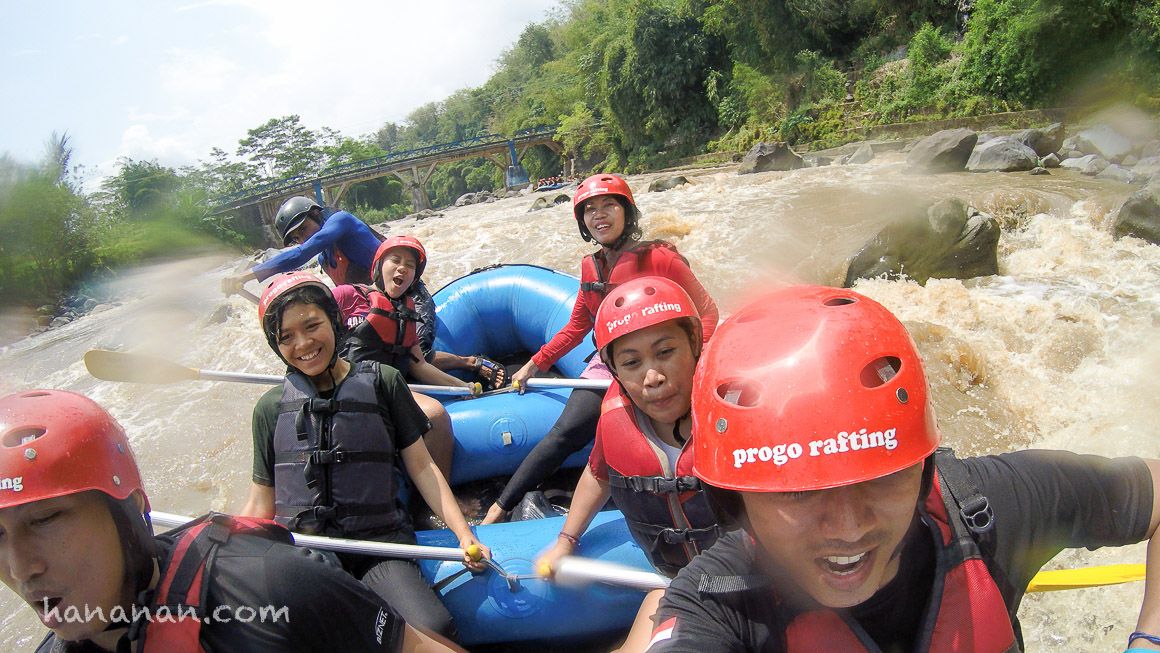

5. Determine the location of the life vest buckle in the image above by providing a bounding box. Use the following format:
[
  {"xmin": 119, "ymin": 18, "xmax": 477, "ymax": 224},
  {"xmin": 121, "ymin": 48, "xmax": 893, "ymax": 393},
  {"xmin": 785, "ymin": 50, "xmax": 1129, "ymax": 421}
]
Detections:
[
  {"xmin": 959, "ymin": 495, "xmax": 994, "ymax": 534},
  {"xmin": 308, "ymin": 397, "xmax": 338, "ymax": 414}
]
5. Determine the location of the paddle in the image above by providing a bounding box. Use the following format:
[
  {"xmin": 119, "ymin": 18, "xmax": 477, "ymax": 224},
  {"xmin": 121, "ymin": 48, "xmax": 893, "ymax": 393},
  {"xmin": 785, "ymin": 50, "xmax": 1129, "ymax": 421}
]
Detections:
[
  {"xmin": 513, "ymin": 378, "xmax": 613, "ymax": 391},
  {"xmin": 150, "ymin": 510, "xmax": 476, "ymax": 562},
  {"xmin": 1025, "ymin": 564, "xmax": 1146, "ymax": 592},
  {"xmin": 84, "ymin": 349, "xmax": 477, "ymax": 396},
  {"xmin": 548, "ymin": 555, "xmax": 1147, "ymax": 594},
  {"xmin": 237, "ymin": 288, "xmax": 260, "ymax": 304}
]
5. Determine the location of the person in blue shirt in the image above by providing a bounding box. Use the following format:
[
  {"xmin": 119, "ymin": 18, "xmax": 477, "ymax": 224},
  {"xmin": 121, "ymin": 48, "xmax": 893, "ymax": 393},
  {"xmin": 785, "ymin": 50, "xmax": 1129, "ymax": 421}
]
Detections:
[{"xmin": 222, "ymin": 196, "xmax": 383, "ymax": 294}]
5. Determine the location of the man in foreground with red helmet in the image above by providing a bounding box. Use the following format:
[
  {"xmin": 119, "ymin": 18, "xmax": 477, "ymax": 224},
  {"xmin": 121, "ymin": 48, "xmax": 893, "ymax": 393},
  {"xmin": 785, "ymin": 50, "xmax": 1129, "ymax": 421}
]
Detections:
[
  {"xmin": 0, "ymin": 389, "xmax": 464, "ymax": 652},
  {"xmin": 646, "ymin": 285, "xmax": 1160, "ymax": 653}
]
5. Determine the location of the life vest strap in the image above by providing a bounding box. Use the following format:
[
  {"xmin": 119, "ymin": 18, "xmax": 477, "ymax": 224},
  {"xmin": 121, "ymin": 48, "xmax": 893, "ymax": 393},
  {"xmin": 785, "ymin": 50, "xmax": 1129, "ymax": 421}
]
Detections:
[
  {"xmin": 608, "ymin": 474, "xmax": 701, "ymax": 495},
  {"xmin": 696, "ymin": 573, "xmax": 770, "ymax": 594},
  {"xmin": 625, "ymin": 518, "xmax": 721, "ymax": 545},
  {"xmin": 274, "ymin": 449, "xmax": 395, "ymax": 465}
]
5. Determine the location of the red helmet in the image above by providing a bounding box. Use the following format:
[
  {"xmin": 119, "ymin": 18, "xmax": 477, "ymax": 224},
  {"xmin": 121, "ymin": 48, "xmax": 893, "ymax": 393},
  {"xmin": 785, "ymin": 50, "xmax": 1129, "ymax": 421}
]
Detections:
[
  {"xmin": 692, "ymin": 285, "xmax": 939, "ymax": 493},
  {"xmin": 0, "ymin": 389, "xmax": 146, "ymax": 510},
  {"xmin": 594, "ymin": 277, "xmax": 700, "ymax": 363},
  {"xmin": 573, "ymin": 174, "xmax": 635, "ymax": 222},
  {"xmin": 373, "ymin": 235, "xmax": 427, "ymax": 288},
  {"xmin": 257, "ymin": 272, "xmax": 330, "ymax": 325}
]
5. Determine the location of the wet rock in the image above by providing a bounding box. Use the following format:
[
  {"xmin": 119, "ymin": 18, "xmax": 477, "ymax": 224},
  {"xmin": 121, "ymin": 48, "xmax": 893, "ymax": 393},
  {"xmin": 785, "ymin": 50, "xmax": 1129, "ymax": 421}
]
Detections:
[
  {"xmin": 1096, "ymin": 164, "xmax": 1138, "ymax": 184},
  {"xmin": 966, "ymin": 137, "xmax": 1039, "ymax": 172},
  {"xmin": 1061, "ymin": 136, "xmax": 1079, "ymax": 154},
  {"xmin": 527, "ymin": 193, "xmax": 571, "ymax": 211},
  {"xmin": 844, "ymin": 197, "xmax": 999, "ymax": 286},
  {"xmin": 805, "ymin": 155, "xmax": 833, "ymax": 167},
  {"xmin": 648, "ymin": 175, "xmax": 690, "ymax": 192},
  {"xmin": 408, "ymin": 209, "xmax": 443, "ymax": 220},
  {"xmin": 49, "ymin": 317, "xmax": 71, "ymax": 329},
  {"xmin": 83, "ymin": 298, "xmax": 97, "ymax": 312},
  {"xmin": 1133, "ymin": 156, "xmax": 1160, "ymax": 181},
  {"xmin": 738, "ymin": 142, "xmax": 805, "ymax": 174},
  {"xmin": 840, "ymin": 143, "xmax": 875, "ymax": 165},
  {"xmin": 1114, "ymin": 183, "xmax": 1160, "ymax": 245},
  {"xmin": 1018, "ymin": 122, "xmax": 1065, "ymax": 157},
  {"xmin": 901, "ymin": 136, "xmax": 922, "ymax": 153},
  {"xmin": 455, "ymin": 192, "xmax": 481, "ymax": 207},
  {"xmin": 1122, "ymin": 155, "xmax": 1139, "ymax": 168},
  {"xmin": 36, "ymin": 304, "xmax": 55, "ymax": 316},
  {"xmin": 1075, "ymin": 124, "xmax": 1134, "ymax": 162},
  {"xmin": 1082, "ymin": 156, "xmax": 1111, "ymax": 176},
  {"xmin": 1042, "ymin": 153, "xmax": 1061, "ymax": 168},
  {"xmin": 36, "ymin": 315, "xmax": 52, "ymax": 327},
  {"xmin": 1060, "ymin": 154, "xmax": 1108, "ymax": 174},
  {"xmin": 1029, "ymin": 167, "xmax": 1050, "ymax": 176},
  {"xmin": 1142, "ymin": 140, "xmax": 1160, "ymax": 158},
  {"xmin": 905, "ymin": 129, "xmax": 978, "ymax": 173},
  {"xmin": 204, "ymin": 304, "xmax": 233, "ymax": 326}
]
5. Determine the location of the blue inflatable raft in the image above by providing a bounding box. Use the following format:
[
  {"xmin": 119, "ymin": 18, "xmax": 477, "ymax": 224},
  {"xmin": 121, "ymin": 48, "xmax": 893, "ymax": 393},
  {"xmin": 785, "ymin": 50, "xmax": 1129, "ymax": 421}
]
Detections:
[
  {"xmin": 432, "ymin": 265, "xmax": 597, "ymax": 485},
  {"xmin": 417, "ymin": 511, "xmax": 653, "ymax": 646}
]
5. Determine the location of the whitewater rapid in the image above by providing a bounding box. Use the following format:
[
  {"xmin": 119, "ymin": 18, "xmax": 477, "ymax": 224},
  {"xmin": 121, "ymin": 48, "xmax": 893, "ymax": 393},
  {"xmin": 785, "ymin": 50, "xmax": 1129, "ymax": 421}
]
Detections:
[{"xmin": 2, "ymin": 153, "xmax": 1158, "ymax": 650}]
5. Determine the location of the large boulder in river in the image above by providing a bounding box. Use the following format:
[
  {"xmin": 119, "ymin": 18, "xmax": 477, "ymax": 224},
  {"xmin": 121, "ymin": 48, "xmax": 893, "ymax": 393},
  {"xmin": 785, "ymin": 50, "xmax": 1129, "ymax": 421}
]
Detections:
[
  {"xmin": 966, "ymin": 137, "xmax": 1039, "ymax": 172},
  {"xmin": 905, "ymin": 129, "xmax": 978, "ymax": 173},
  {"xmin": 844, "ymin": 197, "xmax": 1000, "ymax": 286},
  {"xmin": 839, "ymin": 143, "xmax": 876, "ymax": 165},
  {"xmin": 649, "ymin": 175, "xmax": 691, "ymax": 192},
  {"xmin": 1114, "ymin": 182, "xmax": 1160, "ymax": 245},
  {"xmin": 1075, "ymin": 125, "xmax": 1134, "ymax": 163},
  {"xmin": 738, "ymin": 142, "xmax": 804, "ymax": 174},
  {"xmin": 1017, "ymin": 123, "xmax": 1065, "ymax": 157},
  {"xmin": 527, "ymin": 193, "xmax": 571, "ymax": 211}
]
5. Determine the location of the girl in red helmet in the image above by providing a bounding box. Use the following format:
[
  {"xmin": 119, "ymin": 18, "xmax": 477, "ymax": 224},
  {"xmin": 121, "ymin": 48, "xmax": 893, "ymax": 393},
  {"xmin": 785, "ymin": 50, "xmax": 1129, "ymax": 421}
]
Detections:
[
  {"xmin": 333, "ymin": 235, "xmax": 495, "ymax": 479},
  {"xmin": 240, "ymin": 272, "xmax": 489, "ymax": 643},
  {"xmin": 483, "ymin": 173, "xmax": 719, "ymax": 524},
  {"xmin": 537, "ymin": 277, "xmax": 721, "ymax": 652},
  {"xmin": 0, "ymin": 389, "xmax": 464, "ymax": 653},
  {"xmin": 646, "ymin": 285, "xmax": 1160, "ymax": 653}
]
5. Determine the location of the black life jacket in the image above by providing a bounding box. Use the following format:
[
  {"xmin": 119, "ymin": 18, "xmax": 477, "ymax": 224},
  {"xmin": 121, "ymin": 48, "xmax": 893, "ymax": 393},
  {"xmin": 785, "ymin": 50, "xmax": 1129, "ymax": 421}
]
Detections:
[
  {"xmin": 344, "ymin": 285, "xmax": 421, "ymax": 373},
  {"xmin": 273, "ymin": 361, "xmax": 407, "ymax": 537},
  {"xmin": 697, "ymin": 452, "xmax": 1018, "ymax": 652},
  {"xmin": 599, "ymin": 383, "xmax": 720, "ymax": 577},
  {"xmin": 578, "ymin": 241, "xmax": 686, "ymax": 321}
]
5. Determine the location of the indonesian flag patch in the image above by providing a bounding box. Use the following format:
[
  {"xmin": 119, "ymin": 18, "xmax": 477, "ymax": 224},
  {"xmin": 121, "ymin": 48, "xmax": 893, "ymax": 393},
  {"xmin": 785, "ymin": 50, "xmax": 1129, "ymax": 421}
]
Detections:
[{"xmin": 646, "ymin": 617, "xmax": 677, "ymax": 650}]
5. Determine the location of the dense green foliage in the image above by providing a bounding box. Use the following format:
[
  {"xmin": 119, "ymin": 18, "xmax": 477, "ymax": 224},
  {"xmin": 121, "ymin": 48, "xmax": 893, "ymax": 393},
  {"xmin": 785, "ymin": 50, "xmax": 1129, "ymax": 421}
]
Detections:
[{"xmin": 4, "ymin": 0, "xmax": 1159, "ymax": 313}]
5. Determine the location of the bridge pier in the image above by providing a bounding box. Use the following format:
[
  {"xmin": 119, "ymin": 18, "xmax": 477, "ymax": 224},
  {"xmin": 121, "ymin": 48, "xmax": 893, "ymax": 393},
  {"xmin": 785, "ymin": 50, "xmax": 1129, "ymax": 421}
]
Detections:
[{"xmin": 393, "ymin": 164, "xmax": 436, "ymax": 213}]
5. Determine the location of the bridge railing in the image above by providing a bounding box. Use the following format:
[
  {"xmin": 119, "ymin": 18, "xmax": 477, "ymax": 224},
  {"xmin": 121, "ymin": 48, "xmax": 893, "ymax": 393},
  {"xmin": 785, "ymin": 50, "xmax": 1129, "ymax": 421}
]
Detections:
[{"xmin": 209, "ymin": 125, "xmax": 562, "ymax": 209}]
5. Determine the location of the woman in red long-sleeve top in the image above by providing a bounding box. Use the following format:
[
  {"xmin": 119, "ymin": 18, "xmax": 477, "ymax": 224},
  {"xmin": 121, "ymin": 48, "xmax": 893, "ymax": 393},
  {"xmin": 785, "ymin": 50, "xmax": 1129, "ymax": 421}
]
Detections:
[{"xmin": 482, "ymin": 173, "xmax": 718, "ymax": 524}]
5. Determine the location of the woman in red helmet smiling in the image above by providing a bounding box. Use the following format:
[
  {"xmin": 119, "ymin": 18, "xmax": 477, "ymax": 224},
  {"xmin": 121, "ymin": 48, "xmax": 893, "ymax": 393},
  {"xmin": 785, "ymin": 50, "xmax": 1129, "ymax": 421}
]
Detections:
[
  {"xmin": 537, "ymin": 277, "xmax": 721, "ymax": 652},
  {"xmin": 240, "ymin": 272, "xmax": 489, "ymax": 644},
  {"xmin": 483, "ymin": 174, "xmax": 719, "ymax": 524}
]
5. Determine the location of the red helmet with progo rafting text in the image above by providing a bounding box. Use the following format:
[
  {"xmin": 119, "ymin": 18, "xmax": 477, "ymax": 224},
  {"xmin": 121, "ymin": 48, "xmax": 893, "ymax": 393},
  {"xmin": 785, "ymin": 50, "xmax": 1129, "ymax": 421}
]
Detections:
[
  {"xmin": 257, "ymin": 271, "xmax": 332, "ymax": 325},
  {"xmin": 572, "ymin": 174, "xmax": 638, "ymax": 243},
  {"xmin": 372, "ymin": 235, "xmax": 427, "ymax": 288},
  {"xmin": 595, "ymin": 276, "xmax": 701, "ymax": 369},
  {"xmin": 0, "ymin": 389, "xmax": 145, "ymax": 510},
  {"xmin": 691, "ymin": 285, "xmax": 940, "ymax": 493}
]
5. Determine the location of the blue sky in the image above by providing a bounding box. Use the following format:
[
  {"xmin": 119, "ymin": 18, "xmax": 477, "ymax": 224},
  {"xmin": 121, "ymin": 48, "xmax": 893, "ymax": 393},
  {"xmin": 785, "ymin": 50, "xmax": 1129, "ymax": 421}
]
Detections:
[{"xmin": 0, "ymin": 0, "xmax": 559, "ymax": 187}]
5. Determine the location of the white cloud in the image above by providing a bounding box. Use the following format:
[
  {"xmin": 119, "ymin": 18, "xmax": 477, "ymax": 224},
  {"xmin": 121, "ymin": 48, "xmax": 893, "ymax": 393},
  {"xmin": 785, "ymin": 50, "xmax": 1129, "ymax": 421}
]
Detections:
[{"xmin": 112, "ymin": 35, "xmax": 129, "ymax": 46}]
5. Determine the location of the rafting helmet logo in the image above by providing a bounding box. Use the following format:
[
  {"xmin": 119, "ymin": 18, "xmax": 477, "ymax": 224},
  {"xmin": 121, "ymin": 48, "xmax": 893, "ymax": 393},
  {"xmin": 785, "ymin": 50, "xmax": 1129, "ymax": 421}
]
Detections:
[
  {"xmin": 595, "ymin": 277, "xmax": 701, "ymax": 370},
  {"xmin": 692, "ymin": 285, "xmax": 939, "ymax": 493}
]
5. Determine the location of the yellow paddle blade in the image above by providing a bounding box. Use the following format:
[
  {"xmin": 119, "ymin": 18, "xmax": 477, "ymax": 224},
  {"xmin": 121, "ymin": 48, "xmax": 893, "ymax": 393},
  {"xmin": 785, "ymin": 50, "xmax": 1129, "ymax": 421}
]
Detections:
[
  {"xmin": 84, "ymin": 350, "xmax": 201, "ymax": 384},
  {"xmin": 1027, "ymin": 564, "xmax": 1146, "ymax": 592}
]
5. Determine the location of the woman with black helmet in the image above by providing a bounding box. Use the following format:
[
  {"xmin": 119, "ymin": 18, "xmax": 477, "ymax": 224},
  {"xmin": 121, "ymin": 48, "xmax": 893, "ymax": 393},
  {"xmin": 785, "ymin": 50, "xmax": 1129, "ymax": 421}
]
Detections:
[
  {"xmin": 221, "ymin": 195, "xmax": 383, "ymax": 296},
  {"xmin": 482, "ymin": 173, "xmax": 719, "ymax": 524},
  {"xmin": 239, "ymin": 272, "xmax": 489, "ymax": 643},
  {"xmin": 0, "ymin": 388, "xmax": 466, "ymax": 652}
]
